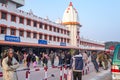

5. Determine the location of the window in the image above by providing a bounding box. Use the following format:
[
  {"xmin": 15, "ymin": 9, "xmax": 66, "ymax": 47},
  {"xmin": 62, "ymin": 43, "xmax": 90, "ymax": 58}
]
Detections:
[
  {"xmin": 11, "ymin": 15, "xmax": 16, "ymax": 22},
  {"xmin": 61, "ymin": 29, "xmax": 63, "ymax": 34},
  {"xmin": 61, "ymin": 38, "xmax": 63, "ymax": 42},
  {"xmin": 27, "ymin": 31, "xmax": 31, "ymax": 38},
  {"xmin": 19, "ymin": 30, "xmax": 24, "ymax": 37},
  {"xmin": 77, "ymin": 31, "xmax": 79, "ymax": 35},
  {"xmin": 54, "ymin": 27, "xmax": 56, "ymax": 32},
  {"xmin": 0, "ymin": 27, "xmax": 6, "ymax": 34},
  {"xmin": 64, "ymin": 38, "xmax": 66, "ymax": 43},
  {"xmin": 39, "ymin": 34, "xmax": 43, "ymax": 39},
  {"xmin": 19, "ymin": 17, "xmax": 24, "ymax": 24},
  {"xmin": 33, "ymin": 33, "xmax": 37, "ymax": 38},
  {"xmin": 77, "ymin": 40, "xmax": 79, "ymax": 43},
  {"xmin": 39, "ymin": 23, "xmax": 43, "ymax": 29},
  {"xmin": 49, "ymin": 26, "xmax": 52, "ymax": 31},
  {"xmin": 67, "ymin": 31, "xmax": 70, "ymax": 35},
  {"xmin": 27, "ymin": 19, "xmax": 31, "ymax": 26},
  {"xmin": 57, "ymin": 28, "xmax": 59, "ymax": 33},
  {"xmin": 53, "ymin": 36, "xmax": 56, "ymax": 41},
  {"xmin": 57, "ymin": 37, "xmax": 59, "ymax": 42},
  {"xmin": 1, "ymin": 12, "xmax": 7, "ymax": 20},
  {"xmin": 33, "ymin": 21, "xmax": 37, "ymax": 27},
  {"xmin": 67, "ymin": 39, "xmax": 70, "ymax": 43},
  {"xmin": 49, "ymin": 36, "xmax": 52, "ymax": 41},
  {"xmin": 64, "ymin": 30, "xmax": 66, "ymax": 34},
  {"xmin": 44, "ymin": 35, "xmax": 48, "ymax": 40},
  {"xmin": 44, "ymin": 24, "xmax": 47, "ymax": 30},
  {"xmin": 59, "ymin": 29, "xmax": 61, "ymax": 33},
  {"xmin": 11, "ymin": 29, "xmax": 16, "ymax": 35}
]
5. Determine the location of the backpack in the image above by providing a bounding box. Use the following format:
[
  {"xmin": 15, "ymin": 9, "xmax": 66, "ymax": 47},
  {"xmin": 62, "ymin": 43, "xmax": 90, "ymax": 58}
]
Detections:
[
  {"xmin": 43, "ymin": 56, "xmax": 48, "ymax": 63},
  {"xmin": 72, "ymin": 55, "xmax": 83, "ymax": 70}
]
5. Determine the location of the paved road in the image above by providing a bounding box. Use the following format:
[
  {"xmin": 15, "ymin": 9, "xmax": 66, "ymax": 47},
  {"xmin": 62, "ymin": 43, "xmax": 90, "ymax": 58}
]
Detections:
[
  {"xmin": 98, "ymin": 72, "xmax": 112, "ymax": 80},
  {"xmin": 0, "ymin": 65, "xmax": 112, "ymax": 80},
  {"xmin": 0, "ymin": 58, "xmax": 112, "ymax": 80},
  {"xmin": 89, "ymin": 70, "xmax": 112, "ymax": 80}
]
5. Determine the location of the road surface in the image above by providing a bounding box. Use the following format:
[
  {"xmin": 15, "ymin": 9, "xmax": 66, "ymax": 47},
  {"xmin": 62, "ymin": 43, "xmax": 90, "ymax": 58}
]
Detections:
[{"xmin": 0, "ymin": 59, "xmax": 112, "ymax": 80}]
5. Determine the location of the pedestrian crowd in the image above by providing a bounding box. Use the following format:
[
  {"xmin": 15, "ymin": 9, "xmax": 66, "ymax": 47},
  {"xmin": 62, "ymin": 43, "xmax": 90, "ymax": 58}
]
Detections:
[{"xmin": 0, "ymin": 47, "xmax": 112, "ymax": 80}]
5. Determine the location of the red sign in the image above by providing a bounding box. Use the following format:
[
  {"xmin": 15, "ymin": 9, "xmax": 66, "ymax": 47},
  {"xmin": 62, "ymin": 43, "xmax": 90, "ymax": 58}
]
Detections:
[{"xmin": 109, "ymin": 46, "xmax": 115, "ymax": 50}]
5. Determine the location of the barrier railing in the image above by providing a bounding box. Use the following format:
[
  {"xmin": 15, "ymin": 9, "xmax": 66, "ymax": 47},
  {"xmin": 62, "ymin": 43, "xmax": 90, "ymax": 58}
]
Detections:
[
  {"xmin": 25, "ymin": 65, "xmax": 63, "ymax": 80},
  {"xmin": 0, "ymin": 61, "xmax": 91, "ymax": 80},
  {"xmin": 83, "ymin": 61, "xmax": 90, "ymax": 75},
  {"xmin": 0, "ymin": 72, "xmax": 3, "ymax": 77}
]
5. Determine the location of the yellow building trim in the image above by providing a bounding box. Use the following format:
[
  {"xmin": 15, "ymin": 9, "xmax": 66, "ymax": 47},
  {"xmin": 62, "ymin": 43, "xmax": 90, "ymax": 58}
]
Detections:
[{"xmin": 62, "ymin": 22, "xmax": 80, "ymax": 25}]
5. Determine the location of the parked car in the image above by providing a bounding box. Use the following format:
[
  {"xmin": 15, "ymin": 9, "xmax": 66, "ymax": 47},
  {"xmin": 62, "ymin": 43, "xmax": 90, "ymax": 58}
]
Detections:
[{"xmin": 111, "ymin": 44, "xmax": 120, "ymax": 80}]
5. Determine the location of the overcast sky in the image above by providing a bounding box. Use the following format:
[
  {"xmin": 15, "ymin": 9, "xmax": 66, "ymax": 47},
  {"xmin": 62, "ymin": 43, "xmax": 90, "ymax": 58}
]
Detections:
[{"xmin": 20, "ymin": 0, "xmax": 120, "ymax": 42}]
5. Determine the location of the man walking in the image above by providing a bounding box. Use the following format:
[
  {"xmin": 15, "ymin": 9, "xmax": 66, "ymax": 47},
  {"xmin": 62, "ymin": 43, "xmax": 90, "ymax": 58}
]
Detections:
[
  {"xmin": 70, "ymin": 51, "xmax": 83, "ymax": 80},
  {"xmin": 49, "ymin": 51, "xmax": 55, "ymax": 66},
  {"xmin": 65, "ymin": 52, "xmax": 71, "ymax": 66},
  {"xmin": 91, "ymin": 51, "xmax": 99, "ymax": 72}
]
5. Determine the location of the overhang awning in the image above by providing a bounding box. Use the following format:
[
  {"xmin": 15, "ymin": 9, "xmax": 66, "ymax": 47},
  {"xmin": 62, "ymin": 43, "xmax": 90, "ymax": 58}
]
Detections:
[{"xmin": 0, "ymin": 40, "xmax": 80, "ymax": 49}]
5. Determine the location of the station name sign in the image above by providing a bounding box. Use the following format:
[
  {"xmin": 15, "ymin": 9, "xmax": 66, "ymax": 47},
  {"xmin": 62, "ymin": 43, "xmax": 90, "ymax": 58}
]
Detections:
[
  {"xmin": 5, "ymin": 35, "xmax": 20, "ymax": 42},
  {"xmin": 60, "ymin": 42, "xmax": 66, "ymax": 46},
  {"xmin": 38, "ymin": 40, "xmax": 47, "ymax": 45}
]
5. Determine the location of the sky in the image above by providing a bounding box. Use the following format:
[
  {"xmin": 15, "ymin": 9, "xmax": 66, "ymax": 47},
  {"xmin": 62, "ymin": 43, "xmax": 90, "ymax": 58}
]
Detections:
[{"xmin": 20, "ymin": 0, "xmax": 120, "ymax": 42}]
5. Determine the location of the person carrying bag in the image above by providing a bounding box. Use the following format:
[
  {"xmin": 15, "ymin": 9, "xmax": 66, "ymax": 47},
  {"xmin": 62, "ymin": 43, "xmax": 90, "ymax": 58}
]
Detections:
[{"xmin": 69, "ymin": 51, "xmax": 83, "ymax": 80}]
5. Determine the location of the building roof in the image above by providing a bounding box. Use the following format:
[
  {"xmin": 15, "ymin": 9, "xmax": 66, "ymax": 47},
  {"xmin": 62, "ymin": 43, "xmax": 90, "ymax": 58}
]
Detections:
[{"xmin": 0, "ymin": 40, "xmax": 80, "ymax": 49}]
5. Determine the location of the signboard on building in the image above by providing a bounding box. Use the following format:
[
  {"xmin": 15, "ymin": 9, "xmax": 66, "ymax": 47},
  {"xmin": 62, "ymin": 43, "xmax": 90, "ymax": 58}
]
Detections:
[
  {"xmin": 109, "ymin": 45, "xmax": 115, "ymax": 50},
  {"xmin": 38, "ymin": 40, "xmax": 47, "ymax": 45},
  {"xmin": 5, "ymin": 35, "xmax": 20, "ymax": 42},
  {"xmin": 60, "ymin": 42, "xmax": 66, "ymax": 46}
]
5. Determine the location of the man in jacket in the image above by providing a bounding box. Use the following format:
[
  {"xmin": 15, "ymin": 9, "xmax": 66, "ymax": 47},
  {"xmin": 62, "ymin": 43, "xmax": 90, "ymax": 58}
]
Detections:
[
  {"xmin": 91, "ymin": 51, "xmax": 99, "ymax": 72},
  {"xmin": 70, "ymin": 51, "xmax": 83, "ymax": 80},
  {"xmin": 49, "ymin": 51, "xmax": 55, "ymax": 66},
  {"xmin": 65, "ymin": 52, "xmax": 71, "ymax": 66}
]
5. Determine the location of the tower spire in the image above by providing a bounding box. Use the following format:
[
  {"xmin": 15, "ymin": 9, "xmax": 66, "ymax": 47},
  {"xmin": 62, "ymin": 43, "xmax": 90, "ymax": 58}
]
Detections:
[
  {"xmin": 69, "ymin": 2, "xmax": 73, "ymax": 6},
  {"xmin": 62, "ymin": 2, "xmax": 81, "ymax": 47}
]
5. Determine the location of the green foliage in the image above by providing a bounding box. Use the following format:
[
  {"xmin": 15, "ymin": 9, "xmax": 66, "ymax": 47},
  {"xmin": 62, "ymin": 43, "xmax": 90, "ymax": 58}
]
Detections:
[{"xmin": 69, "ymin": 49, "xmax": 77, "ymax": 55}]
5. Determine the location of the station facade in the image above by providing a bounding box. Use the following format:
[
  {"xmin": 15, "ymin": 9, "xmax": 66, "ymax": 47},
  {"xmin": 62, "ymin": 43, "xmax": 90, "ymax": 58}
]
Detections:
[{"xmin": 0, "ymin": 0, "xmax": 105, "ymax": 53}]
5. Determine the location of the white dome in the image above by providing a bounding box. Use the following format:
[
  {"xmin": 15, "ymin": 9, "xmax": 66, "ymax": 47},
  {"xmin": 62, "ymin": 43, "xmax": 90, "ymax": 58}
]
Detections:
[{"xmin": 62, "ymin": 2, "xmax": 80, "ymax": 25}]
